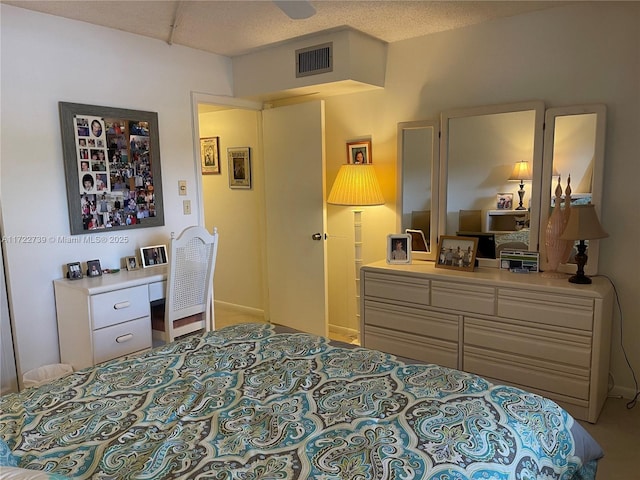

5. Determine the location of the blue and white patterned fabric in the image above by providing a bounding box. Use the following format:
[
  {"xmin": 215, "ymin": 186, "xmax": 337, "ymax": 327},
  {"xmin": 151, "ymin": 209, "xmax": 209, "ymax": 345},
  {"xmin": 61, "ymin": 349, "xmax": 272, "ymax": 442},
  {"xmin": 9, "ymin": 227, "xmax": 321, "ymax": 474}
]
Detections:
[{"xmin": 0, "ymin": 323, "xmax": 601, "ymax": 479}]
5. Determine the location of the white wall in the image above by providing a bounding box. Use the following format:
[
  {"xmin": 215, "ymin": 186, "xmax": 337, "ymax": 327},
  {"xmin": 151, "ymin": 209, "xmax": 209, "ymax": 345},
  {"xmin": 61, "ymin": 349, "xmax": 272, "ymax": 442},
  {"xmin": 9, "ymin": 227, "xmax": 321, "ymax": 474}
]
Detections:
[
  {"xmin": 324, "ymin": 3, "xmax": 639, "ymax": 397},
  {"xmin": 0, "ymin": 5, "xmax": 234, "ymax": 380}
]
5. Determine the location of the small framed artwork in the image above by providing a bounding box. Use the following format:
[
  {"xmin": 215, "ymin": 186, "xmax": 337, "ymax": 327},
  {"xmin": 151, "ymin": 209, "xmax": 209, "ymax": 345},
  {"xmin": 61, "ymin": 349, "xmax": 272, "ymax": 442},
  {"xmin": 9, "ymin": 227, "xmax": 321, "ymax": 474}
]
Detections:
[
  {"xmin": 66, "ymin": 261, "xmax": 83, "ymax": 280},
  {"xmin": 125, "ymin": 256, "xmax": 139, "ymax": 271},
  {"xmin": 387, "ymin": 234, "xmax": 411, "ymax": 264},
  {"xmin": 497, "ymin": 192, "xmax": 514, "ymax": 210},
  {"xmin": 201, "ymin": 136, "xmax": 220, "ymax": 174},
  {"xmin": 228, "ymin": 147, "xmax": 251, "ymax": 189},
  {"xmin": 435, "ymin": 235, "xmax": 479, "ymax": 272},
  {"xmin": 347, "ymin": 140, "xmax": 372, "ymax": 164},
  {"xmin": 140, "ymin": 245, "xmax": 168, "ymax": 268},
  {"xmin": 86, "ymin": 259, "xmax": 103, "ymax": 277}
]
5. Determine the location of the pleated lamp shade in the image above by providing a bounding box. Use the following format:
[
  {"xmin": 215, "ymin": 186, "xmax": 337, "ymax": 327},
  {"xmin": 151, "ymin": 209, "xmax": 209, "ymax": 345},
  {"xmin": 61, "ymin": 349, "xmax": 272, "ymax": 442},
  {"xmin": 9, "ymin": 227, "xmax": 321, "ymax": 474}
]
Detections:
[
  {"xmin": 560, "ymin": 204, "xmax": 609, "ymax": 241},
  {"xmin": 508, "ymin": 160, "xmax": 532, "ymax": 181},
  {"xmin": 327, "ymin": 164, "xmax": 385, "ymax": 206}
]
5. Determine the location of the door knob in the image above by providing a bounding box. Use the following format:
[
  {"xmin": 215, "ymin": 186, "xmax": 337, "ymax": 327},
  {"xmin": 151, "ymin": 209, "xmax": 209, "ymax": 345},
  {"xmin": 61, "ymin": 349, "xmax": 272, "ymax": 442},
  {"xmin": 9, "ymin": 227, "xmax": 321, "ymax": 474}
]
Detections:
[{"xmin": 311, "ymin": 233, "xmax": 325, "ymax": 240}]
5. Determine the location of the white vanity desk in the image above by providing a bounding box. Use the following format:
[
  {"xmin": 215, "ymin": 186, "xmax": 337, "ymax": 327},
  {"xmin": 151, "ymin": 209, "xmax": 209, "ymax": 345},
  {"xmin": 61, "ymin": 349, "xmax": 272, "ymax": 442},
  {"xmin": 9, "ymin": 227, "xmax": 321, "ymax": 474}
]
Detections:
[
  {"xmin": 360, "ymin": 260, "xmax": 613, "ymax": 422},
  {"xmin": 54, "ymin": 267, "xmax": 167, "ymax": 371}
]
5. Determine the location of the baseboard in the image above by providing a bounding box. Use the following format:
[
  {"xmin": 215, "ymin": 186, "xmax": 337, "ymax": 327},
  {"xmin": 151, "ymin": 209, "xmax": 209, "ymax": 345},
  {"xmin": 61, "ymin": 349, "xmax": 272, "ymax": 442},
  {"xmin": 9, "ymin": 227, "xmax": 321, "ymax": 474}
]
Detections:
[
  {"xmin": 213, "ymin": 300, "xmax": 265, "ymax": 319},
  {"xmin": 609, "ymin": 384, "xmax": 639, "ymax": 400},
  {"xmin": 328, "ymin": 323, "xmax": 360, "ymax": 343}
]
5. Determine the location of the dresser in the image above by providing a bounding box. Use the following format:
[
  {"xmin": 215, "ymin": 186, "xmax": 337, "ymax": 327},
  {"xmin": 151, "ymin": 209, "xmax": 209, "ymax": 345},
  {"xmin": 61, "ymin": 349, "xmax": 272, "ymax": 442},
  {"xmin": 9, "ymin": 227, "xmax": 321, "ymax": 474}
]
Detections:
[
  {"xmin": 360, "ymin": 260, "xmax": 613, "ymax": 423},
  {"xmin": 54, "ymin": 267, "xmax": 167, "ymax": 371}
]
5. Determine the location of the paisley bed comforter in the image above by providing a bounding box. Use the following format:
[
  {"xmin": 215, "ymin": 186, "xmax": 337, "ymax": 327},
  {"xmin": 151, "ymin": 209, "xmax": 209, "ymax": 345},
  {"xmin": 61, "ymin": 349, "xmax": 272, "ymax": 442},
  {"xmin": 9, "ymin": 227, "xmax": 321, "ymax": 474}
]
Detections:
[{"xmin": 0, "ymin": 323, "xmax": 602, "ymax": 479}]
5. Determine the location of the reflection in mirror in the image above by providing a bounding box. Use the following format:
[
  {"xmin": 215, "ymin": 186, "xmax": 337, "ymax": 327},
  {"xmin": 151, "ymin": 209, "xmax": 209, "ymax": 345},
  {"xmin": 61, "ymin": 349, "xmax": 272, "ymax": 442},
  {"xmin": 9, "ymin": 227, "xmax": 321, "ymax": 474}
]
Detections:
[
  {"xmin": 397, "ymin": 120, "xmax": 439, "ymax": 261},
  {"xmin": 439, "ymin": 102, "xmax": 545, "ymax": 265},
  {"xmin": 540, "ymin": 104, "xmax": 606, "ymax": 276}
]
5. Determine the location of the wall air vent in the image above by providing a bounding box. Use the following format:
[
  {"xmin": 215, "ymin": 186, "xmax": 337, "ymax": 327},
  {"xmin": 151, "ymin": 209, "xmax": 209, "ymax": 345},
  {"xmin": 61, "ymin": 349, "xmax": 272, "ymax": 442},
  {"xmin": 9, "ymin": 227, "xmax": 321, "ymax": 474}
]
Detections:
[{"xmin": 296, "ymin": 42, "xmax": 333, "ymax": 78}]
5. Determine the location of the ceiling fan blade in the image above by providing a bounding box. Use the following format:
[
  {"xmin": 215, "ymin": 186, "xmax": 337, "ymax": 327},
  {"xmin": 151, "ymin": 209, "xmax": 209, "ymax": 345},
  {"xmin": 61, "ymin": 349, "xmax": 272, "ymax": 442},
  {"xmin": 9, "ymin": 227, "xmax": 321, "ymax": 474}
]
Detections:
[{"xmin": 274, "ymin": 1, "xmax": 316, "ymax": 20}]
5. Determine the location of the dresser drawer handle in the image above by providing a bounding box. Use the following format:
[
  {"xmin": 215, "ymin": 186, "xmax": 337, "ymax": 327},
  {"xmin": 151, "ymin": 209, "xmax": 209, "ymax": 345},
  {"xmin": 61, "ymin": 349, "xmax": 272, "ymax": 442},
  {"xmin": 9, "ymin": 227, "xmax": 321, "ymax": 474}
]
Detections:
[
  {"xmin": 113, "ymin": 301, "xmax": 131, "ymax": 310},
  {"xmin": 116, "ymin": 333, "xmax": 134, "ymax": 343}
]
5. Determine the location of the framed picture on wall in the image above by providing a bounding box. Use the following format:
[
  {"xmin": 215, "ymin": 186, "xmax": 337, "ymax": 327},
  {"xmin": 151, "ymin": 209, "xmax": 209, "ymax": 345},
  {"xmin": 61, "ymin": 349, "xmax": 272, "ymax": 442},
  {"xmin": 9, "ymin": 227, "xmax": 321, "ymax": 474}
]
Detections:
[
  {"xmin": 386, "ymin": 234, "xmax": 411, "ymax": 264},
  {"xmin": 59, "ymin": 102, "xmax": 165, "ymax": 235},
  {"xmin": 435, "ymin": 235, "xmax": 478, "ymax": 271},
  {"xmin": 228, "ymin": 147, "xmax": 251, "ymax": 189},
  {"xmin": 347, "ymin": 140, "xmax": 372, "ymax": 164},
  {"xmin": 201, "ymin": 136, "xmax": 220, "ymax": 174}
]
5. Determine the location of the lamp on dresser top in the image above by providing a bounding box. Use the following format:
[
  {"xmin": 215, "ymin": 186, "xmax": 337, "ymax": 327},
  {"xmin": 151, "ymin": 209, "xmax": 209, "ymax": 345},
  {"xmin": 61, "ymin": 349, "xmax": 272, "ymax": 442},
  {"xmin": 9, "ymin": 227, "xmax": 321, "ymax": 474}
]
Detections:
[
  {"xmin": 508, "ymin": 160, "xmax": 533, "ymax": 210},
  {"xmin": 559, "ymin": 204, "xmax": 608, "ymax": 284},
  {"xmin": 327, "ymin": 164, "xmax": 384, "ymax": 334}
]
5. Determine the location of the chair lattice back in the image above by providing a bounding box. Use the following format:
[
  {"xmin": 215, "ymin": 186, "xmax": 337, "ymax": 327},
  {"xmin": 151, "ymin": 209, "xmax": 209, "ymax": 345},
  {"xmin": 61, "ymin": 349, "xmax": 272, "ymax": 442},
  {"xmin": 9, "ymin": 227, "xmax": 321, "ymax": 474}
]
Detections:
[{"xmin": 163, "ymin": 226, "xmax": 218, "ymax": 342}]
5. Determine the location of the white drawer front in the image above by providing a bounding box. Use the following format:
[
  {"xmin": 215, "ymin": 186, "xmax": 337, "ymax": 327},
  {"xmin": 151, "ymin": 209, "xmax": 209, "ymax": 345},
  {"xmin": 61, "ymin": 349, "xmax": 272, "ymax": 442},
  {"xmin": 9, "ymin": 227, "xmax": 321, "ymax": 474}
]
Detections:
[
  {"xmin": 149, "ymin": 281, "xmax": 166, "ymax": 302},
  {"xmin": 93, "ymin": 316, "xmax": 152, "ymax": 364},
  {"xmin": 431, "ymin": 281, "xmax": 495, "ymax": 315},
  {"xmin": 364, "ymin": 325, "xmax": 458, "ymax": 368},
  {"xmin": 91, "ymin": 285, "xmax": 149, "ymax": 330},
  {"xmin": 363, "ymin": 272, "xmax": 430, "ymax": 306},
  {"xmin": 464, "ymin": 317, "xmax": 591, "ymax": 368},
  {"xmin": 498, "ymin": 289, "xmax": 593, "ymax": 331},
  {"xmin": 364, "ymin": 300, "xmax": 458, "ymax": 342}
]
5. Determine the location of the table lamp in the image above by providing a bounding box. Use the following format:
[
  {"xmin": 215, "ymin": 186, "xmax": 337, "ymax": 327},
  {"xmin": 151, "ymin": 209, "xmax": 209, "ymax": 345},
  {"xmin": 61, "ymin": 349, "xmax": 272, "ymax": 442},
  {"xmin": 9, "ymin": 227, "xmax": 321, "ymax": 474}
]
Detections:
[
  {"xmin": 508, "ymin": 160, "xmax": 532, "ymax": 210},
  {"xmin": 328, "ymin": 164, "xmax": 384, "ymax": 332},
  {"xmin": 559, "ymin": 204, "xmax": 608, "ymax": 284}
]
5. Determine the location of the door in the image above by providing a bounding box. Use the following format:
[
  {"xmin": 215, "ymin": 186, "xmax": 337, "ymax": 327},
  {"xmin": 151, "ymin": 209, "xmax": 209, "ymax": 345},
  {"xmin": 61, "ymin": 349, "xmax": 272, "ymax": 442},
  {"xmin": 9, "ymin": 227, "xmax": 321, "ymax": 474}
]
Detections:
[{"xmin": 262, "ymin": 101, "xmax": 328, "ymax": 336}]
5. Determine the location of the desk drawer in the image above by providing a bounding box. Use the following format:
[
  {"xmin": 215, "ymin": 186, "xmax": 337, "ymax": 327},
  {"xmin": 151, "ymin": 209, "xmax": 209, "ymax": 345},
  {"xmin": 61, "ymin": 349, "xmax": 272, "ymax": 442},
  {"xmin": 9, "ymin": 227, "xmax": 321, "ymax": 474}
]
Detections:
[
  {"xmin": 149, "ymin": 281, "xmax": 166, "ymax": 302},
  {"xmin": 91, "ymin": 285, "xmax": 149, "ymax": 330},
  {"xmin": 93, "ymin": 316, "xmax": 152, "ymax": 364}
]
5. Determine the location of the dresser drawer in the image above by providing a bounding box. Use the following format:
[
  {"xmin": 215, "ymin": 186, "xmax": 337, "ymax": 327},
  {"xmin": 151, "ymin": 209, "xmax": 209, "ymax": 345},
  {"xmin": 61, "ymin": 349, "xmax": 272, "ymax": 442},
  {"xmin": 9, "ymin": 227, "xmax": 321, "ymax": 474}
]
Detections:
[
  {"xmin": 364, "ymin": 300, "xmax": 458, "ymax": 342},
  {"xmin": 498, "ymin": 288, "xmax": 594, "ymax": 331},
  {"xmin": 363, "ymin": 272, "xmax": 429, "ymax": 307},
  {"xmin": 91, "ymin": 285, "xmax": 150, "ymax": 330},
  {"xmin": 93, "ymin": 316, "xmax": 152, "ymax": 364},
  {"xmin": 364, "ymin": 325, "xmax": 458, "ymax": 368},
  {"xmin": 431, "ymin": 281, "xmax": 495, "ymax": 315},
  {"xmin": 464, "ymin": 317, "xmax": 591, "ymax": 368},
  {"xmin": 464, "ymin": 346, "xmax": 590, "ymax": 400},
  {"xmin": 149, "ymin": 281, "xmax": 166, "ymax": 302}
]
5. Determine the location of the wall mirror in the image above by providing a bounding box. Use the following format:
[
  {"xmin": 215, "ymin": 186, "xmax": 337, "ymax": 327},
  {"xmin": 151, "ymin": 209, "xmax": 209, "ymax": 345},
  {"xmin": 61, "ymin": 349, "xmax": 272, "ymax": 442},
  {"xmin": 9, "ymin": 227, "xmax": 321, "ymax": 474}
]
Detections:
[
  {"xmin": 439, "ymin": 101, "xmax": 545, "ymax": 266},
  {"xmin": 539, "ymin": 104, "xmax": 606, "ymax": 275},
  {"xmin": 397, "ymin": 120, "xmax": 439, "ymax": 261}
]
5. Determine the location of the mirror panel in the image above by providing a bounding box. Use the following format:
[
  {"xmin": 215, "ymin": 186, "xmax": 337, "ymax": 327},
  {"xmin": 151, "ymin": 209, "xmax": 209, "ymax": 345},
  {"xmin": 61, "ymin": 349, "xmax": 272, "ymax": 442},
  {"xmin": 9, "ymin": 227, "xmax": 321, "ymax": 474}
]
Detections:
[
  {"xmin": 397, "ymin": 120, "xmax": 439, "ymax": 261},
  {"xmin": 439, "ymin": 102, "xmax": 545, "ymax": 265},
  {"xmin": 540, "ymin": 104, "xmax": 606, "ymax": 275}
]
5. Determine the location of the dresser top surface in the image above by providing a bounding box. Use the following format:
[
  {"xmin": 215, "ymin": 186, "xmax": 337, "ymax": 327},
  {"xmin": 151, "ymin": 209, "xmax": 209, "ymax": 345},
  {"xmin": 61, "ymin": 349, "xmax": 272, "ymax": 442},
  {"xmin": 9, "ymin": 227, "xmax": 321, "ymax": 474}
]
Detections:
[
  {"xmin": 54, "ymin": 266, "xmax": 167, "ymax": 295},
  {"xmin": 363, "ymin": 260, "xmax": 612, "ymax": 298}
]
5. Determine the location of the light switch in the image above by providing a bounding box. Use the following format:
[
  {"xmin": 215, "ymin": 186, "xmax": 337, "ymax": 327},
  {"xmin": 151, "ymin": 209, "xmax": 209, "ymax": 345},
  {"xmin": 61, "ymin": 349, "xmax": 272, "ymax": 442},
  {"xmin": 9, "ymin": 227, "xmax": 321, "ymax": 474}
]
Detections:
[
  {"xmin": 183, "ymin": 200, "xmax": 191, "ymax": 215},
  {"xmin": 178, "ymin": 180, "xmax": 187, "ymax": 196}
]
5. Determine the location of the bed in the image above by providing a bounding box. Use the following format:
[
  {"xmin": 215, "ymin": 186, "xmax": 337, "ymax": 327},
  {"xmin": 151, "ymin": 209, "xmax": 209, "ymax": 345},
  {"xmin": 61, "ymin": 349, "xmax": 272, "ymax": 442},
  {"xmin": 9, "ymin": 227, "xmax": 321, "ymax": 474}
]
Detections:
[{"xmin": 0, "ymin": 323, "xmax": 602, "ymax": 479}]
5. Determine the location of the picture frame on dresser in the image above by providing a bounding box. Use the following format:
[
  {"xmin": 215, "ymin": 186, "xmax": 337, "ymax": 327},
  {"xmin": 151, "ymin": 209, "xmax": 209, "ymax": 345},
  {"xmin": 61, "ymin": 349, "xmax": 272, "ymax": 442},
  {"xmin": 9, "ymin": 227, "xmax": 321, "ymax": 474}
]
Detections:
[
  {"xmin": 125, "ymin": 256, "xmax": 139, "ymax": 271},
  {"xmin": 435, "ymin": 235, "xmax": 478, "ymax": 271},
  {"xmin": 140, "ymin": 245, "xmax": 167, "ymax": 268},
  {"xmin": 66, "ymin": 261, "xmax": 83, "ymax": 280},
  {"xmin": 86, "ymin": 259, "xmax": 102, "ymax": 277},
  {"xmin": 387, "ymin": 234, "xmax": 411, "ymax": 264}
]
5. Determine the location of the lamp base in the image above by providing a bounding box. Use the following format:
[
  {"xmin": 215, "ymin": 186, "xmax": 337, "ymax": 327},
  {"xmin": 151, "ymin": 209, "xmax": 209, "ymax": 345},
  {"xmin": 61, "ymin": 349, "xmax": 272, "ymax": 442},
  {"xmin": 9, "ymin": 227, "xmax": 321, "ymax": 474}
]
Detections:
[
  {"xmin": 515, "ymin": 182, "xmax": 526, "ymax": 210},
  {"xmin": 568, "ymin": 273, "xmax": 592, "ymax": 284}
]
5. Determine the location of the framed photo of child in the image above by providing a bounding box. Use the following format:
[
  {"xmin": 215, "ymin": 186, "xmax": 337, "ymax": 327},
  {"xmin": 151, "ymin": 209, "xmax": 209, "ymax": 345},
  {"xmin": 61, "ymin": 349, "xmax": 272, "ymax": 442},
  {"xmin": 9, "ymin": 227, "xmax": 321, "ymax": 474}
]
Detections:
[{"xmin": 386, "ymin": 234, "xmax": 411, "ymax": 264}]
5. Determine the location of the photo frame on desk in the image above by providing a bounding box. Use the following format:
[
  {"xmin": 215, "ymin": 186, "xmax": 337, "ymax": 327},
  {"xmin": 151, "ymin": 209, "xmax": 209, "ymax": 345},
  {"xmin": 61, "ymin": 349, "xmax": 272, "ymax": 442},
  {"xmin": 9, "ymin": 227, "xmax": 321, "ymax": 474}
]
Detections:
[
  {"xmin": 86, "ymin": 259, "xmax": 102, "ymax": 277},
  {"xmin": 125, "ymin": 256, "xmax": 139, "ymax": 271},
  {"xmin": 140, "ymin": 245, "xmax": 167, "ymax": 268},
  {"xmin": 66, "ymin": 261, "xmax": 83, "ymax": 280},
  {"xmin": 59, "ymin": 102, "xmax": 165, "ymax": 235}
]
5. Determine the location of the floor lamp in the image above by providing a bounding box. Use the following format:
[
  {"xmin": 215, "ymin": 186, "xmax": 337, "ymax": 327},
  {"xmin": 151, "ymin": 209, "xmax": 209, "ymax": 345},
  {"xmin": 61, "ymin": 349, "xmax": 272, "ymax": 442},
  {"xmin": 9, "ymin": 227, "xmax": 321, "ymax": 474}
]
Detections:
[{"xmin": 327, "ymin": 164, "xmax": 385, "ymax": 341}]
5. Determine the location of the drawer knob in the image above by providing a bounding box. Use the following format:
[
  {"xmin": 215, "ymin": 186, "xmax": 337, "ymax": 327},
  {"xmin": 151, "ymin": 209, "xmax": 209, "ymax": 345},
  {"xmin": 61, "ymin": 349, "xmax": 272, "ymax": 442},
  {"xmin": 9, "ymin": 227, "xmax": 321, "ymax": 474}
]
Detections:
[
  {"xmin": 113, "ymin": 301, "xmax": 131, "ymax": 310},
  {"xmin": 116, "ymin": 333, "xmax": 134, "ymax": 343}
]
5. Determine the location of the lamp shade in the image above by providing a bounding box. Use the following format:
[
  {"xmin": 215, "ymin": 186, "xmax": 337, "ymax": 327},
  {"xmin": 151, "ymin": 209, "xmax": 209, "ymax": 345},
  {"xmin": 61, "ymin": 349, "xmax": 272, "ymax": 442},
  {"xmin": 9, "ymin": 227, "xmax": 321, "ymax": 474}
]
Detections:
[
  {"xmin": 508, "ymin": 160, "xmax": 532, "ymax": 181},
  {"xmin": 559, "ymin": 204, "xmax": 609, "ymax": 241},
  {"xmin": 327, "ymin": 164, "xmax": 385, "ymax": 206}
]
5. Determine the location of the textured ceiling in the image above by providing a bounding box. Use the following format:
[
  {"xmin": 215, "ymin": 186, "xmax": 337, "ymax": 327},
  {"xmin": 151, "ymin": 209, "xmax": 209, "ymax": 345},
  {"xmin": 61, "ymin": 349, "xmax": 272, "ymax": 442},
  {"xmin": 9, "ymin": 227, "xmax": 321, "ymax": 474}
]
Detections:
[{"xmin": 3, "ymin": 0, "xmax": 567, "ymax": 57}]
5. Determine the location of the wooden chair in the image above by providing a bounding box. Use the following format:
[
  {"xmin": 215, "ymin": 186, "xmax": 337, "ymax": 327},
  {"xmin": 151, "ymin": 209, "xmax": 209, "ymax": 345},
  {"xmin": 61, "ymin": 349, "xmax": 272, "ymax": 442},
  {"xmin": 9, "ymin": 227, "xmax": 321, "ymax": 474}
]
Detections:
[{"xmin": 152, "ymin": 226, "xmax": 219, "ymax": 343}]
